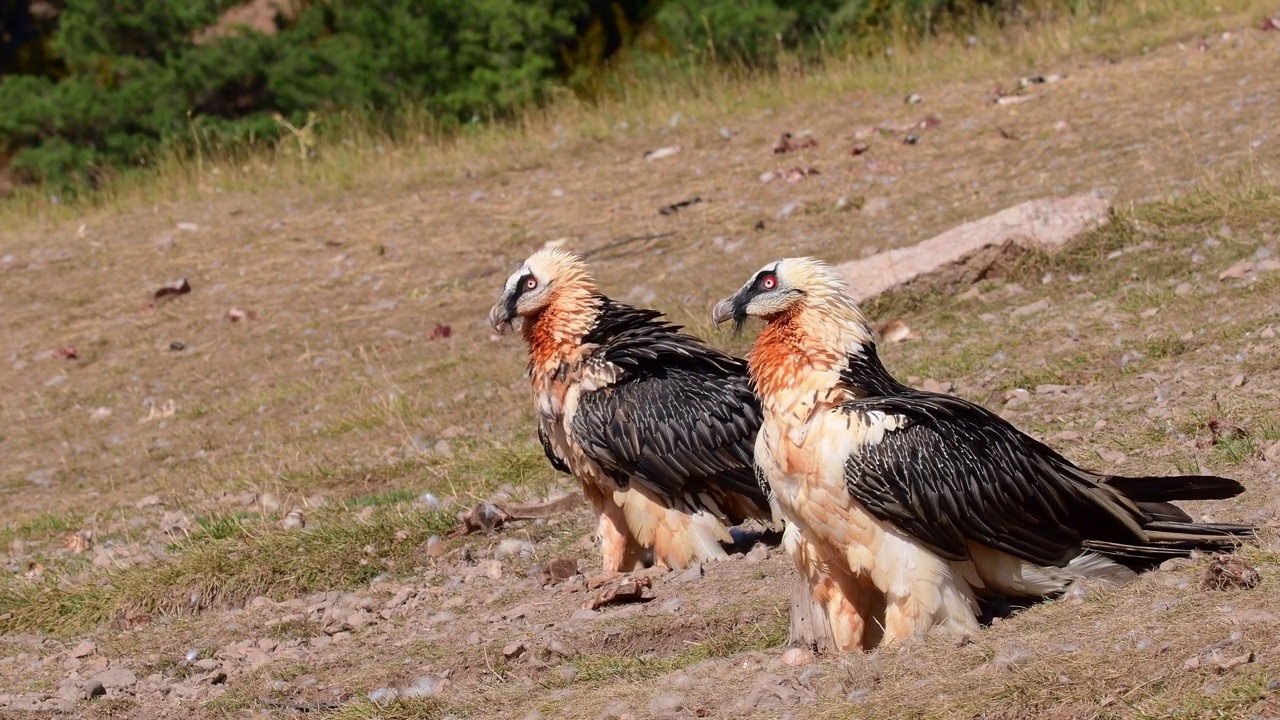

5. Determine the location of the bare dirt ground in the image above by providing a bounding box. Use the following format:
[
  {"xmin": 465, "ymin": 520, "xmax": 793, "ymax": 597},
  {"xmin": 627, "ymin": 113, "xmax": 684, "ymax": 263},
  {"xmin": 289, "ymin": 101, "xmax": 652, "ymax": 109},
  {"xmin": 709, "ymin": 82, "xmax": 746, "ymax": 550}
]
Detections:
[{"xmin": 2, "ymin": 9, "xmax": 1280, "ymax": 720}]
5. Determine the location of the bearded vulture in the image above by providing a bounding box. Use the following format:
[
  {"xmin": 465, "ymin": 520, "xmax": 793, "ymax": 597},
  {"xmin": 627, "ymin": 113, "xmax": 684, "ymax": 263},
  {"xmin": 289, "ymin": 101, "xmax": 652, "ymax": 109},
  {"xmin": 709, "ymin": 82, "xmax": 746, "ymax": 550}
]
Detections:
[
  {"xmin": 488, "ymin": 248, "xmax": 773, "ymax": 573},
  {"xmin": 712, "ymin": 256, "xmax": 1253, "ymax": 651}
]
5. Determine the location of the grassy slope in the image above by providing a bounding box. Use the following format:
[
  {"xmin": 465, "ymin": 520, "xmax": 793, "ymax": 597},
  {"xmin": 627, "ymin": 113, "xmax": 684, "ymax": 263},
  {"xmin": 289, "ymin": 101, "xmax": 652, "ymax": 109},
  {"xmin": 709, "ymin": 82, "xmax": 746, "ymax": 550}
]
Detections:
[{"xmin": 2, "ymin": 0, "xmax": 1280, "ymax": 718}]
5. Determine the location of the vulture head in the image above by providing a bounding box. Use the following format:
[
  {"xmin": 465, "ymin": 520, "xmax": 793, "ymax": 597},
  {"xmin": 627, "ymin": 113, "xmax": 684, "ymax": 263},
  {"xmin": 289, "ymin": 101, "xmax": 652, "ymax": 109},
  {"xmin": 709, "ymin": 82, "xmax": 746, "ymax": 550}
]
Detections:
[
  {"xmin": 712, "ymin": 257, "xmax": 850, "ymax": 334},
  {"xmin": 488, "ymin": 248, "xmax": 595, "ymax": 334}
]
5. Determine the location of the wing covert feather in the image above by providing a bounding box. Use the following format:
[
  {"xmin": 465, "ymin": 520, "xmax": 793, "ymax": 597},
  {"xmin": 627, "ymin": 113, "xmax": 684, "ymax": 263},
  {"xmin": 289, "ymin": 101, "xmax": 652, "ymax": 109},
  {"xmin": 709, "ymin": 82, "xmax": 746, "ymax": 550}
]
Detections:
[{"xmin": 841, "ymin": 393, "xmax": 1146, "ymax": 567}]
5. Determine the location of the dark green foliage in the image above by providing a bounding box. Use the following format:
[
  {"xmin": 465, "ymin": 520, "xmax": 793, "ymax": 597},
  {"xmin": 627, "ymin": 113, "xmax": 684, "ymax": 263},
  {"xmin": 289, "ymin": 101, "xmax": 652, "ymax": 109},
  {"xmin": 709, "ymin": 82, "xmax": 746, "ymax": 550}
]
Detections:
[
  {"xmin": 0, "ymin": 0, "xmax": 1013, "ymax": 191},
  {"xmin": 1, "ymin": 0, "xmax": 65, "ymax": 76},
  {"xmin": 0, "ymin": 0, "xmax": 593, "ymax": 189},
  {"xmin": 652, "ymin": 0, "xmax": 997, "ymax": 64}
]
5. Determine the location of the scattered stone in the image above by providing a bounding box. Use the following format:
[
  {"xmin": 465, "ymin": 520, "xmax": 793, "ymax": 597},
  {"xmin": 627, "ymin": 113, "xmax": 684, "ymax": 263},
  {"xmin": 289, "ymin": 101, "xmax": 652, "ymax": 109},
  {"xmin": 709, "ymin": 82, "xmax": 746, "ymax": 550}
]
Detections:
[
  {"xmin": 836, "ymin": 191, "xmax": 1112, "ymax": 303},
  {"xmin": 777, "ymin": 201, "xmax": 803, "ymax": 219},
  {"xmin": 225, "ymin": 307, "xmax": 257, "ymax": 323},
  {"xmin": 1012, "ymin": 299, "xmax": 1051, "ymax": 318},
  {"xmin": 1202, "ymin": 555, "xmax": 1261, "ymax": 591},
  {"xmin": 92, "ymin": 667, "xmax": 138, "ymax": 691},
  {"xmin": 69, "ymin": 641, "xmax": 97, "ymax": 658},
  {"xmin": 384, "ymin": 588, "xmax": 412, "ymax": 610},
  {"xmin": 1227, "ymin": 608, "xmax": 1273, "ymax": 625},
  {"xmin": 1186, "ymin": 650, "xmax": 1255, "ymax": 673},
  {"xmin": 650, "ymin": 692, "xmax": 687, "ymax": 712},
  {"xmin": 992, "ymin": 644, "xmax": 1034, "ymax": 673},
  {"xmin": 876, "ymin": 318, "xmax": 915, "ymax": 343},
  {"xmin": 781, "ymin": 648, "xmax": 814, "ymax": 667},
  {"xmin": 644, "ymin": 146, "xmax": 681, "ymax": 161},
  {"xmin": 542, "ymin": 557, "xmax": 580, "ymax": 586},
  {"xmin": 502, "ymin": 642, "xmax": 527, "ymax": 659},
  {"xmin": 160, "ymin": 510, "xmax": 191, "ymax": 536},
  {"xmin": 1219, "ymin": 260, "xmax": 1254, "ymax": 280},
  {"xmin": 281, "ymin": 509, "xmax": 305, "ymax": 530},
  {"xmin": 1095, "ymin": 448, "xmax": 1127, "ymax": 465},
  {"xmin": 920, "ymin": 378, "xmax": 952, "ymax": 394},
  {"xmin": 425, "ymin": 611, "xmax": 457, "ymax": 627}
]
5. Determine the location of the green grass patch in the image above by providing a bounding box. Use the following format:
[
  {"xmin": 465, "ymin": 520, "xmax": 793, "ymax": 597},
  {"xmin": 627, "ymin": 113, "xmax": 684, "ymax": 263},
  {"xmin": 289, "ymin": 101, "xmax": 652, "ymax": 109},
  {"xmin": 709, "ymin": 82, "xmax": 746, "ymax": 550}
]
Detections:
[
  {"xmin": 0, "ymin": 506, "xmax": 456, "ymax": 637},
  {"xmin": 191, "ymin": 511, "xmax": 262, "ymax": 541},
  {"xmin": 441, "ymin": 442, "xmax": 564, "ymax": 498},
  {"xmin": 1211, "ymin": 435, "xmax": 1260, "ymax": 466},
  {"xmin": 15, "ymin": 512, "xmax": 78, "ymax": 536},
  {"xmin": 274, "ymin": 456, "xmax": 433, "ymax": 497},
  {"xmin": 345, "ymin": 489, "xmax": 421, "ymax": 509},
  {"xmin": 871, "ymin": 172, "xmax": 1280, "ymax": 322}
]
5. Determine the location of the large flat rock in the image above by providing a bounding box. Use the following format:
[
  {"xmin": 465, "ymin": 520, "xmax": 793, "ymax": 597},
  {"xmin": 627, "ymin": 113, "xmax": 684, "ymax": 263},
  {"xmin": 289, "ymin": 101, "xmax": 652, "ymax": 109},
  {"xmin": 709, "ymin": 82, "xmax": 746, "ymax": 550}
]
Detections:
[{"xmin": 838, "ymin": 191, "xmax": 1113, "ymax": 303}]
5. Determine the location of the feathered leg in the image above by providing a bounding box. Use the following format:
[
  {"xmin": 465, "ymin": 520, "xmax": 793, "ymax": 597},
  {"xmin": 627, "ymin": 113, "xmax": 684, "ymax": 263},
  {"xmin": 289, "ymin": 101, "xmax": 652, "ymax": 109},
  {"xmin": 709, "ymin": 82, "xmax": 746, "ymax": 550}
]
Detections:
[
  {"xmin": 875, "ymin": 532, "xmax": 981, "ymax": 645},
  {"xmin": 785, "ymin": 523, "xmax": 875, "ymax": 652},
  {"xmin": 620, "ymin": 485, "xmax": 731, "ymax": 571},
  {"xmin": 584, "ymin": 482, "xmax": 645, "ymax": 573}
]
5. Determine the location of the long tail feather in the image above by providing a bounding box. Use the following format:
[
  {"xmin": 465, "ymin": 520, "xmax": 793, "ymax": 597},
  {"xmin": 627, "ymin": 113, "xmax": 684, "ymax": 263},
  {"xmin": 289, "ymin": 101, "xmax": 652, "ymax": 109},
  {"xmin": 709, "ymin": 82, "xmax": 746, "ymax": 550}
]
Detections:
[{"xmin": 1103, "ymin": 474, "xmax": 1245, "ymax": 502}]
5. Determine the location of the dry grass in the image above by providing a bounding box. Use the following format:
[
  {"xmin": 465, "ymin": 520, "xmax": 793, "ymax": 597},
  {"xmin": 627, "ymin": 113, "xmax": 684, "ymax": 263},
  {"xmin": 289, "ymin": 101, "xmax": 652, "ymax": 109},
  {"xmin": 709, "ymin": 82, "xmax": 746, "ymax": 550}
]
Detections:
[
  {"xmin": 0, "ymin": 0, "xmax": 1273, "ymax": 227},
  {"xmin": 0, "ymin": 504, "xmax": 456, "ymax": 637},
  {"xmin": 2, "ymin": 1, "xmax": 1280, "ymax": 718}
]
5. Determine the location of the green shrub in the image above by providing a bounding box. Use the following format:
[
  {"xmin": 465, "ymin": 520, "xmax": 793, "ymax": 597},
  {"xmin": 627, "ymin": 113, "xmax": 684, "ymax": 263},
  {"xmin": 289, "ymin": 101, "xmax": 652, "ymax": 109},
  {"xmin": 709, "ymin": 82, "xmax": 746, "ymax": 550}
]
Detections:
[{"xmin": 0, "ymin": 0, "xmax": 1009, "ymax": 192}]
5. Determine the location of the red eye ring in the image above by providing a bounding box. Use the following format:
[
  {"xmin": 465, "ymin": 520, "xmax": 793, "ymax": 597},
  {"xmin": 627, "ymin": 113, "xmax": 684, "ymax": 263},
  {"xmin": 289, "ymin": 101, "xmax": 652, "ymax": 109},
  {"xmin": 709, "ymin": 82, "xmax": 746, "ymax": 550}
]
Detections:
[
  {"xmin": 761, "ymin": 275, "xmax": 777, "ymax": 290},
  {"xmin": 524, "ymin": 277, "xmax": 538, "ymax": 290}
]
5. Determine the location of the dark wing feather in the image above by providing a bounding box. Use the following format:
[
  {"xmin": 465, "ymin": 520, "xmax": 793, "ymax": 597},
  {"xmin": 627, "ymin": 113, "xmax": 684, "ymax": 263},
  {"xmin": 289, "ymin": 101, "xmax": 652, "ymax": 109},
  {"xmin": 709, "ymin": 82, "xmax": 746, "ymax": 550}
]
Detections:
[
  {"xmin": 538, "ymin": 423, "xmax": 572, "ymax": 475},
  {"xmin": 573, "ymin": 369, "xmax": 767, "ymax": 521},
  {"xmin": 570, "ymin": 297, "xmax": 769, "ymax": 522},
  {"xmin": 841, "ymin": 393, "xmax": 1149, "ymax": 567}
]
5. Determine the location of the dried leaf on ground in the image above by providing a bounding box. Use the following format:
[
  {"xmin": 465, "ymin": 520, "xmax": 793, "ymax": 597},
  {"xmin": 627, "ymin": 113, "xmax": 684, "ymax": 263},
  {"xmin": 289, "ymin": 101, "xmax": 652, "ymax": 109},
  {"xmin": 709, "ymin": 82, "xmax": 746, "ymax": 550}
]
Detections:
[
  {"xmin": 659, "ymin": 197, "xmax": 704, "ymax": 215},
  {"xmin": 773, "ymin": 133, "xmax": 818, "ymax": 154},
  {"xmin": 154, "ymin": 278, "xmax": 192, "ymax": 300}
]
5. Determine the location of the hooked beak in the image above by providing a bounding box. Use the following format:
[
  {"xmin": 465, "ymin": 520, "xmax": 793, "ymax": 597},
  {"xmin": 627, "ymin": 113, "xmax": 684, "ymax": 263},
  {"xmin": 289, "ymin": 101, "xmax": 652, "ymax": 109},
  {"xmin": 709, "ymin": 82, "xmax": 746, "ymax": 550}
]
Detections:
[
  {"xmin": 488, "ymin": 294, "xmax": 516, "ymax": 334},
  {"xmin": 711, "ymin": 294, "xmax": 739, "ymax": 329}
]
